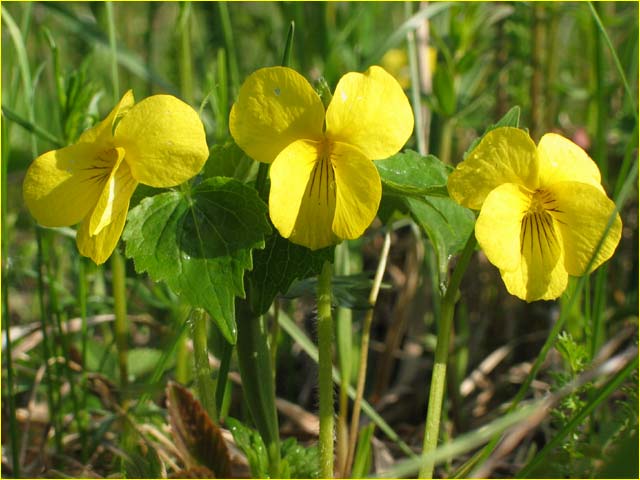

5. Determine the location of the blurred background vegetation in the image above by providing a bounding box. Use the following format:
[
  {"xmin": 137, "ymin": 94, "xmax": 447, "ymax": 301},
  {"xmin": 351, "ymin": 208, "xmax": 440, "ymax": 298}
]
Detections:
[{"xmin": 2, "ymin": 2, "xmax": 638, "ymax": 478}]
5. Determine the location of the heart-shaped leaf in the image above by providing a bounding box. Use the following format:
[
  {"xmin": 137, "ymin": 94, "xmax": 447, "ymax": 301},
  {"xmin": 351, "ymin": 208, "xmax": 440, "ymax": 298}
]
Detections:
[{"xmin": 123, "ymin": 177, "xmax": 271, "ymax": 344}]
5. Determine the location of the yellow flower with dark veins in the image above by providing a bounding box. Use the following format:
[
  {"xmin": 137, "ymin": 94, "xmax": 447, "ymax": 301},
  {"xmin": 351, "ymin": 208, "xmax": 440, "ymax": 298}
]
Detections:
[
  {"xmin": 23, "ymin": 91, "xmax": 209, "ymax": 264},
  {"xmin": 229, "ymin": 66, "xmax": 414, "ymax": 250},
  {"xmin": 448, "ymin": 127, "xmax": 622, "ymax": 302}
]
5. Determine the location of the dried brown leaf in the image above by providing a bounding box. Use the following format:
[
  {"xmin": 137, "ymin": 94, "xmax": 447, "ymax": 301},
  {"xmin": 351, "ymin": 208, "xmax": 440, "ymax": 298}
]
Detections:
[{"xmin": 166, "ymin": 381, "xmax": 231, "ymax": 478}]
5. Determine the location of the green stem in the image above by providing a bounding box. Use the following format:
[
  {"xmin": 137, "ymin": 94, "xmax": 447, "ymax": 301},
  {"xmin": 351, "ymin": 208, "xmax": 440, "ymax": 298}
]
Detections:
[
  {"xmin": 335, "ymin": 242, "xmax": 353, "ymax": 477},
  {"xmin": 111, "ymin": 249, "xmax": 129, "ymax": 400},
  {"xmin": 317, "ymin": 260, "xmax": 335, "ymax": 479},
  {"xmin": 105, "ymin": 2, "xmax": 120, "ymax": 99},
  {"xmin": 236, "ymin": 299, "xmax": 281, "ymax": 477},
  {"xmin": 218, "ymin": 2, "xmax": 240, "ymax": 94},
  {"xmin": 178, "ymin": 2, "xmax": 194, "ymax": 104},
  {"xmin": 419, "ymin": 233, "xmax": 477, "ymax": 478},
  {"xmin": 174, "ymin": 304, "xmax": 191, "ymax": 384},
  {"xmin": 405, "ymin": 1, "xmax": 427, "ymax": 155},
  {"xmin": 439, "ymin": 117, "xmax": 454, "ymax": 165},
  {"xmin": 345, "ymin": 232, "xmax": 391, "ymax": 476},
  {"xmin": 190, "ymin": 308, "xmax": 217, "ymax": 420}
]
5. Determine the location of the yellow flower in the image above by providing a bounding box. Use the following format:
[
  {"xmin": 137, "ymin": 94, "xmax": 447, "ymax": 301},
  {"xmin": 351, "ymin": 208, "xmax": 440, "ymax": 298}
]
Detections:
[
  {"xmin": 229, "ymin": 66, "xmax": 414, "ymax": 250},
  {"xmin": 448, "ymin": 127, "xmax": 622, "ymax": 302},
  {"xmin": 23, "ymin": 91, "xmax": 209, "ymax": 264}
]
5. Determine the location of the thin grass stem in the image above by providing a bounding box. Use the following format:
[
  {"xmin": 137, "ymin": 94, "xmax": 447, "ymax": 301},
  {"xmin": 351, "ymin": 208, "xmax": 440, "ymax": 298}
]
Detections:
[{"xmin": 345, "ymin": 231, "xmax": 392, "ymax": 476}]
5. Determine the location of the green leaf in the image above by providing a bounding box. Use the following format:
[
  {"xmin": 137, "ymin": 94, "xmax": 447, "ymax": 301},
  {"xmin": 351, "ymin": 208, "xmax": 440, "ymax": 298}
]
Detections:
[
  {"xmin": 247, "ymin": 233, "xmax": 334, "ymax": 315},
  {"xmin": 407, "ymin": 196, "xmax": 475, "ymax": 277},
  {"xmin": 377, "ymin": 150, "xmax": 475, "ymax": 278},
  {"xmin": 226, "ymin": 417, "xmax": 269, "ymax": 479},
  {"xmin": 280, "ymin": 437, "xmax": 320, "ymax": 479},
  {"xmin": 203, "ymin": 140, "xmax": 258, "ymax": 183},
  {"xmin": 123, "ymin": 177, "xmax": 271, "ymax": 344},
  {"xmin": 377, "ymin": 150, "xmax": 451, "ymax": 198}
]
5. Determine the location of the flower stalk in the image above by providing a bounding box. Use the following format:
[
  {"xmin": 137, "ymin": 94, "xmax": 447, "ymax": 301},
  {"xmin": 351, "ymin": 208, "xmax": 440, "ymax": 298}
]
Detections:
[
  {"xmin": 317, "ymin": 260, "xmax": 335, "ymax": 478},
  {"xmin": 190, "ymin": 308, "xmax": 217, "ymax": 419},
  {"xmin": 419, "ymin": 233, "xmax": 476, "ymax": 478}
]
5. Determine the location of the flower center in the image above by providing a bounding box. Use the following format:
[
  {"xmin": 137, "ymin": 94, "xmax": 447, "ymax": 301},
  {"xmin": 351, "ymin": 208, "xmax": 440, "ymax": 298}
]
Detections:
[
  {"xmin": 84, "ymin": 147, "xmax": 120, "ymax": 184},
  {"xmin": 521, "ymin": 189, "xmax": 560, "ymax": 256},
  {"xmin": 527, "ymin": 189, "xmax": 559, "ymax": 215},
  {"xmin": 307, "ymin": 142, "xmax": 336, "ymax": 205}
]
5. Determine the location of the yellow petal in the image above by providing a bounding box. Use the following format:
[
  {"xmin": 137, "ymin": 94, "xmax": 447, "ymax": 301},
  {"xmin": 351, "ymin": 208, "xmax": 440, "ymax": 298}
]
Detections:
[
  {"xmin": 501, "ymin": 210, "xmax": 567, "ymax": 302},
  {"xmin": 448, "ymin": 127, "xmax": 539, "ymax": 210},
  {"xmin": 78, "ymin": 90, "xmax": 135, "ymax": 145},
  {"xmin": 76, "ymin": 206, "xmax": 128, "ymax": 265},
  {"xmin": 114, "ymin": 95, "xmax": 209, "ymax": 187},
  {"xmin": 89, "ymin": 148, "xmax": 139, "ymax": 235},
  {"xmin": 537, "ymin": 133, "xmax": 604, "ymax": 193},
  {"xmin": 546, "ymin": 181, "xmax": 622, "ymax": 276},
  {"xmin": 325, "ymin": 66, "xmax": 414, "ymax": 160},
  {"xmin": 230, "ymin": 67, "xmax": 325, "ymax": 164},
  {"xmin": 23, "ymin": 142, "xmax": 113, "ymax": 227},
  {"xmin": 331, "ymin": 141, "xmax": 381, "ymax": 240},
  {"xmin": 475, "ymin": 183, "xmax": 530, "ymax": 272},
  {"xmin": 500, "ymin": 251, "xmax": 568, "ymax": 302},
  {"xmin": 269, "ymin": 139, "xmax": 339, "ymax": 250}
]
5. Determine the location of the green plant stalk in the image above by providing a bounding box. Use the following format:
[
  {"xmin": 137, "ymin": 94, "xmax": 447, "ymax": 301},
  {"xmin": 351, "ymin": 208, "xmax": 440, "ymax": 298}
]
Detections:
[
  {"xmin": 405, "ymin": 1, "xmax": 427, "ymax": 155},
  {"xmin": 174, "ymin": 304, "xmax": 191, "ymax": 384},
  {"xmin": 111, "ymin": 249, "xmax": 129, "ymax": 401},
  {"xmin": 236, "ymin": 299, "xmax": 281, "ymax": 477},
  {"xmin": 111, "ymin": 248, "xmax": 135, "ymax": 473},
  {"xmin": 278, "ymin": 309, "xmax": 417, "ymax": 459},
  {"xmin": 345, "ymin": 231, "xmax": 392, "ymax": 476},
  {"xmin": 517, "ymin": 354, "xmax": 638, "ymax": 478},
  {"xmin": 2, "ymin": 121, "xmax": 20, "ymax": 477},
  {"xmin": 105, "ymin": 2, "xmax": 120, "ymax": 99},
  {"xmin": 335, "ymin": 241, "xmax": 353, "ymax": 477},
  {"xmin": 439, "ymin": 117, "xmax": 454, "ymax": 165},
  {"xmin": 419, "ymin": 233, "xmax": 477, "ymax": 478},
  {"xmin": 190, "ymin": 308, "xmax": 217, "ymax": 419},
  {"xmin": 317, "ymin": 260, "xmax": 335, "ymax": 478},
  {"xmin": 178, "ymin": 2, "xmax": 194, "ymax": 105},
  {"xmin": 218, "ymin": 2, "xmax": 240, "ymax": 93}
]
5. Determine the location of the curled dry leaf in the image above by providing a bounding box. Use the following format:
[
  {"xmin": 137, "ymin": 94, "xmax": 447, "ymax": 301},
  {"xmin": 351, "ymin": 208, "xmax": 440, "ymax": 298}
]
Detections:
[{"xmin": 166, "ymin": 381, "xmax": 231, "ymax": 478}]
